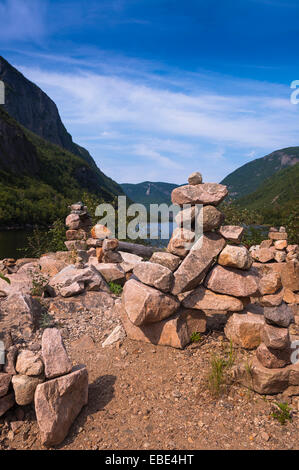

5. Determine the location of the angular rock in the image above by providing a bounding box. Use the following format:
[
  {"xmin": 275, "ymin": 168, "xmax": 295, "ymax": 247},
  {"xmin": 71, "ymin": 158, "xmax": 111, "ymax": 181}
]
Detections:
[
  {"xmin": 86, "ymin": 238, "xmax": 103, "ymax": 248},
  {"xmin": 1, "ymin": 294, "xmax": 42, "ymax": 339},
  {"xmin": 64, "ymin": 240, "xmax": 87, "ymax": 251},
  {"xmin": 65, "ymin": 213, "xmax": 81, "ymax": 230},
  {"xmin": 224, "ymin": 313, "xmax": 265, "ymax": 349},
  {"xmin": 274, "ymin": 240, "xmax": 288, "ymax": 250},
  {"xmin": 262, "ymin": 324, "xmax": 290, "ymax": 350},
  {"xmin": 171, "ymin": 183, "xmax": 228, "ymax": 206},
  {"xmin": 149, "ymin": 252, "xmax": 181, "ymax": 272},
  {"xmin": 264, "ymin": 303, "xmax": 294, "ymax": 328},
  {"xmin": 121, "ymin": 305, "xmax": 189, "ymax": 349},
  {"xmin": 234, "ymin": 357, "xmax": 290, "ymax": 395},
  {"xmin": 188, "ymin": 172, "xmax": 203, "ymax": 185},
  {"xmin": 251, "ymin": 248, "xmax": 275, "ymax": 263},
  {"xmin": 91, "ymin": 262, "xmax": 126, "ymax": 284},
  {"xmin": 0, "ymin": 373, "xmax": 11, "ymax": 398},
  {"xmin": 172, "ymin": 232, "xmax": 226, "ymax": 295},
  {"xmin": 60, "ymin": 281, "xmax": 85, "ymax": 298},
  {"xmin": 12, "ymin": 374, "xmax": 44, "ymax": 406},
  {"xmin": 35, "ymin": 365, "xmax": 88, "ymax": 447},
  {"xmin": 260, "ymin": 290, "xmax": 284, "ymax": 307},
  {"xmin": 48, "ymin": 291, "xmax": 115, "ymax": 318},
  {"xmin": 283, "ymin": 288, "xmax": 299, "ymax": 304},
  {"xmin": 3, "ymin": 346, "xmax": 17, "ymax": 375},
  {"xmin": 205, "ymin": 265, "xmax": 259, "ymax": 297},
  {"xmin": 102, "ymin": 250, "xmax": 123, "ymax": 264},
  {"xmin": 274, "ymin": 251, "xmax": 287, "ymax": 263},
  {"xmin": 66, "ymin": 229, "xmax": 87, "ymax": 241},
  {"xmin": 182, "ymin": 286, "xmax": 244, "ymax": 312},
  {"xmin": 201, "ymin": 205, "xmax": 225, "ymax": 232},
  {"xmin": 39, "ymin": 255, "xmax": 68, "ymax": 278},
  {"xmin": 48, "ymin": 265, "xmax": 110, "ymax": 297},
  {"xmin": 260, "ymin": 239, "xmax": 273, "ymax": 249},
  {"xmin": 218, "ymin": 245, "xmax": 252, "ymax": 270},
  {"xmin": 259, "ymin": 271, "xmax": 282, "ymax": 295},
  {"xmin": 219, "ymin": 225, "xmax": 244, "ymax": 243},
  {"xmin": 0, "ymin": 393, "xmax": 15, "ymax": 417},
  {"xmin": 103, "ymin": 238, "xmax": 119, "ymax": 252},
  {"xmin": 122, "ymin": 279, "xmax": 179, "ymax": 326},
  {"xmin": 287, "ymin": 244, "xmax": 299, "ymax": 253},
  {"xmin": 42, "ymin": 328, "xmax": 72, "ymax": 379},
  {"xmin": 16, "ymin": 350, "xmax": 44, "ymax": 377},
  {"xmin": 287, "ymin": 252, "xmax": 299, "ymax": 262},
  {"xmin": 269, "ymin": 232, "xmax": 288, "ymax": 240},
  {"xmin": 133, "ymin": 262, "xmax": 174, "ymax": 293},
  {"xmin": 167, "ymin": 227, "xmax": 195, "ymax": 258},
  {"xmin": 91, "ymin": 224, "xmax": 111, "ymax": 240},
  {"xmin": 179, "ymin": 308, "xmax": 207, "ymax": 335},
  {"xmin": 256, "ymin": 343, "xmax": 291, "ymax": 369},
  {"xmin": 119, "ymin": 251, "xmax": 143, "ymax": 273},
  {"xmin": 102, "ymin": 325, "xmax": 126, "ymax": 348},
  {"xmin": 281, "ymin": 261, "xmax": 299, "ymax": 292}
]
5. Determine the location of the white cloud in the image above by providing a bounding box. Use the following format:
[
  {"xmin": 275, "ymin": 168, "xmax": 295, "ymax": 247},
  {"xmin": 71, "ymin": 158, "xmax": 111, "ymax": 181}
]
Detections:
[{"xmin": 15, "ymin": 60, "xmax": 299, "ymax": 184}]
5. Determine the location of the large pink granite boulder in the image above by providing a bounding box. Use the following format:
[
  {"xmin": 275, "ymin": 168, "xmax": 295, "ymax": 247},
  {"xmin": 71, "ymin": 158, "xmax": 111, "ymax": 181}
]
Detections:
[
  {"xmin": 35, "ymin": 365, "xmax": 88, "ymax": 447},
  {"xmin": 42, "ymin": 329, "xmax": 72, "ymax": 379},
  {"xmin": 172, "ymin": 232, "xmax": 226, "ymax": 295},
  {"xmin": 122, "ymin": 279, "xmax": 179, "ymax": 326},
  {"xmin": 205, "ymin": 265, "xmax": 259, "ymax": 297}
]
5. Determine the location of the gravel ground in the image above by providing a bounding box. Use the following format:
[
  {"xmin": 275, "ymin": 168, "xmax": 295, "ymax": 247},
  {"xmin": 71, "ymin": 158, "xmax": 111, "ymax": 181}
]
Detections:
[{"xmin": 1, "ymin": 298, "xmax": 299, "ymax": 451}]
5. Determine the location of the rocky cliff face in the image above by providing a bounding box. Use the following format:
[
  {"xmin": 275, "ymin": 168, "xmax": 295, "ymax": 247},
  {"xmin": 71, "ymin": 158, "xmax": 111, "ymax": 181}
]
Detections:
[
  {"xmin": 0, "ymin": 56, "xmax": 124, "ymax": 198},
  {"xmin": 0, "ymin": 57, "xmax": 81, "ymax": 158},
  {"xmin": 0, "ymin": 111, "xmax": 39, "ymax": 176}
]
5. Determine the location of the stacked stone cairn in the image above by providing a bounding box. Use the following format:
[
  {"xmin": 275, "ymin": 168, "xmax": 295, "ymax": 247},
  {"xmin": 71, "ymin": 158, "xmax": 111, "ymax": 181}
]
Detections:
[
  {"xmin": 65, "ymin": 202, "xmax": 93, "ymax": 268},
  {"xmin": 0, "ymin": 328, "xmax": 88, "ymax": 447},
  {"xmin": 120, "ymin": 171, "xmax": 261, "ymax": 349}
]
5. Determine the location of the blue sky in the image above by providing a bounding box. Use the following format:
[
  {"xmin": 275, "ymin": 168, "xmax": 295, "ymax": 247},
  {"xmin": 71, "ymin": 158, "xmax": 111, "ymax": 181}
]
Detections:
[{"xmin": 1, "ymin": 0, "xmax": 299, "ymax": 184}]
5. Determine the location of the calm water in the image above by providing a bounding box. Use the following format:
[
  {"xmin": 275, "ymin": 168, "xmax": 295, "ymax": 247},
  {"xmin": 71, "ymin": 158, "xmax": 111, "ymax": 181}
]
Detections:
[
  {"xmin": 0, "ymin": 230, "xmax": 32, "ymax": 259},
  {"xmin": 0, "ymin": 224, "xmax": 269, "ymax": 260}
]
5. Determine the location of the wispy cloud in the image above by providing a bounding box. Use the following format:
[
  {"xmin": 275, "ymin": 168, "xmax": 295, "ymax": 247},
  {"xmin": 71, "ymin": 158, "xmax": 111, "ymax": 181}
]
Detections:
[
  {"xmin": 14, "ymin": 56, "xmax": 298, "ymax": 184},
  {"xmin": 0, "ymin": 0, "xmax": 47, "ymax": 42}
]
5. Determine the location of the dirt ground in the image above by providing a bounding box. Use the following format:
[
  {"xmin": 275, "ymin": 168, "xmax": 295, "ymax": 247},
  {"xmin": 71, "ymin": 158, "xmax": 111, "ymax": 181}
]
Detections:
[{"xmin": 1, "ymin": 318, "xmax": 299, "ymax": 451}]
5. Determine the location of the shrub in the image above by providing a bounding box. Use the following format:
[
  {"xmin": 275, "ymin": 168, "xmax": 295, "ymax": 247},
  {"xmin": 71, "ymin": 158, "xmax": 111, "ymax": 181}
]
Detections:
[{"xmin": 271, "ymin": 402, "xmax": 292, "ymax": 425}]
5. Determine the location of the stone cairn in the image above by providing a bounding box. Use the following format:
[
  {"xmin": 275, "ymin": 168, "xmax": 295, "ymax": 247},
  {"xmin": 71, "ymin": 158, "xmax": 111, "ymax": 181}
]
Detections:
[
  {"xmin": 120, "ymin": 171, "xmax": 260, "ymax": 348},
  {"xmin": 0, "ymin": 328, "xmax": 88, "ymax": 447},
  {"xmin": 118, "ymin": 171, "xmax": 299, "ymax": 396}
]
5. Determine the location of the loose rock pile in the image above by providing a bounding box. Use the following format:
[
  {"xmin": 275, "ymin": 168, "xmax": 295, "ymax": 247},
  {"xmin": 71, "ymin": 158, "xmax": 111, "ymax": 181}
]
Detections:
[
  {"xmin": 0, "ymin": 328, "xmax": 88, "ymax": 447},
  {"xmin": 121, "ymin": 172, "xmax": 261, "ymax": 348}
]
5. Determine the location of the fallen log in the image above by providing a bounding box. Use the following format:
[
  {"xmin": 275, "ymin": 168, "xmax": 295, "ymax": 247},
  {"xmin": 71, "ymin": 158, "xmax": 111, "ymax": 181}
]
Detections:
[{"xmin": 118, "ymin": 241, "xmax": 162, "ymax": 258}]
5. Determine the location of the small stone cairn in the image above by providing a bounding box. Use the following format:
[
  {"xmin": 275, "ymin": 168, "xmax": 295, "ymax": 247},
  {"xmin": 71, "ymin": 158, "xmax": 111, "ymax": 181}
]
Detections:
[
  {"xmin": 65, "ymin": 202, "xmax": 92, "ymax": 252},
  {"xmin": 0, "ymin": 329, "xmax": 88, "ymax": 447}
]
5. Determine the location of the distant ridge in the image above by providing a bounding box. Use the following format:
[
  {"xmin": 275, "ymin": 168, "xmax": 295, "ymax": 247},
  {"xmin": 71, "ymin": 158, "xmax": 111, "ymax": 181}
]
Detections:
[
  {"xmin": 121, "ymin": 181, "xmax": 179, "ymax": 208},
  {"xmin": 221, "ymin": 147, "xmax": 299, "ymax": 199}
]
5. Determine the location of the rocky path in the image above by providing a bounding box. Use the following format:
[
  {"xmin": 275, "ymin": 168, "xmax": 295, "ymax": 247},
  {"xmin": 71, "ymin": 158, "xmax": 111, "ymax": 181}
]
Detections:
[{"xmin": 1, "ymin": 331, "xmax": 298, "ymax": 451}]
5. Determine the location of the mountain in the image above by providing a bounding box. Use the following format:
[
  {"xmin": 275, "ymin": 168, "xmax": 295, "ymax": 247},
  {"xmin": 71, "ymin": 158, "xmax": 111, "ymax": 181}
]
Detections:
[
  {"xmin": 0, "ymin": 56, "xmax": 123, "ymax": 200},
  {"xmin": 221, "ymin": 147, "xmax": 299, "ymax": 199},
  {"xmin": 121, "ymin": 181, "xmax": 179, "ymax": 208},
  {"xmin": 0, "ymin": 107, "xmax": 122, "ymax": 227},
  {"xmin": 236, "ymin": 162, "xmax": 299, "ymax": 223}
]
